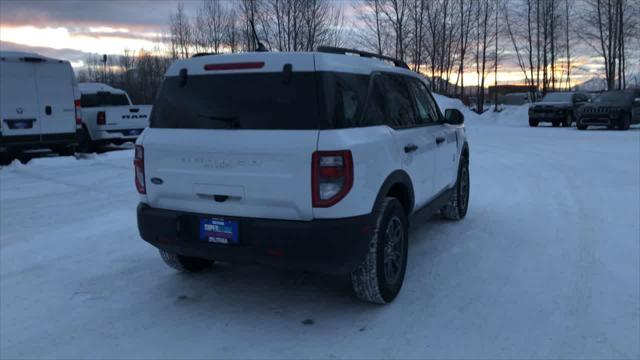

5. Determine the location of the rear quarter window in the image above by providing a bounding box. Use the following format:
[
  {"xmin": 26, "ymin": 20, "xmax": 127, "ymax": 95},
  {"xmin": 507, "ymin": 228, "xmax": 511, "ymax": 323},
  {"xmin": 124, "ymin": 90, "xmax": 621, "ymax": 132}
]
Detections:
[
  {"xmin": 378, "ymin": 74, "xmax": 417, "ymax": 128},
  {"xmin": 321, "ymin": 73, "xmax": 370, "ymax": 129}
]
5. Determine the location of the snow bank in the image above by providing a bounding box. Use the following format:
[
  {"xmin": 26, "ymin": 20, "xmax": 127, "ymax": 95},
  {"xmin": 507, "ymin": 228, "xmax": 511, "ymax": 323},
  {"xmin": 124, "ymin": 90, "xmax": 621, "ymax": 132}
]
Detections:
[{"xmin": 433, "ymin": 93, "xmax": 531, "ymax": 127}]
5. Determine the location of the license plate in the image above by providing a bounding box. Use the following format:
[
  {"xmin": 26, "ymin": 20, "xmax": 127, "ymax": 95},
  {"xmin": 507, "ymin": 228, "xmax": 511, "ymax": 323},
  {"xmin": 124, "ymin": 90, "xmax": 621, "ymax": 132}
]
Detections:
[
  {"xmin": 199, "ymin": 218, "xmax": 239, "ymax": 245},
  {"xmin": 5, "ymin": 119, "xmax": 34, "ymax": 129}
]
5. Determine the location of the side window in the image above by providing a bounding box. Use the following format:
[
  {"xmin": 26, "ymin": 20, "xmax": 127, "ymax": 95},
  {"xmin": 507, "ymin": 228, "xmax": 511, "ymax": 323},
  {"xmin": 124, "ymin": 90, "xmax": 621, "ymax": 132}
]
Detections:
[
  {"xmin": 379, "ymin": 74, "xmax": 416, "ymax": 128},
  {"xmin": 362, "ymin": 75, "xmax": 386, "ymax": 127},
  {"xmin": 407, "ymin": 78, "xmax": 440, "ymax": 124}
]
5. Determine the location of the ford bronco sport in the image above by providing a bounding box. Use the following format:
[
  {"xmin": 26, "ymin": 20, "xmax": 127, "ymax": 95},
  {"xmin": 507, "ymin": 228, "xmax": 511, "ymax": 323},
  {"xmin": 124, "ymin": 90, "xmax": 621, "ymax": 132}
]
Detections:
[{"xmin": 135, "ymin": 47, "xmax": 470, "ymax": 304}]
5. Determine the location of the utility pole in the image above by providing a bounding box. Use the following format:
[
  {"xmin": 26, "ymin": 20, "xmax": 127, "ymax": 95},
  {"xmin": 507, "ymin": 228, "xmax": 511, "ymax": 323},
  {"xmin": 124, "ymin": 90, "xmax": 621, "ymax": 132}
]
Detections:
[
  {"xmin": 494, "ymin": 0, "xmax": 499, "ymax": 112},
  {"xmin": 102, "ymin": 54, "xmax": 107, "ymax": 83}
]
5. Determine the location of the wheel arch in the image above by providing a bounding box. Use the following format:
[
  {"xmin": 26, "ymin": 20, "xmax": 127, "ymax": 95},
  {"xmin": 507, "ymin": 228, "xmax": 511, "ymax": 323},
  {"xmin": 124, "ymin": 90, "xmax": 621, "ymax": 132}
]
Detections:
[
  {"xmin": 461, "ymin": 141, "xmax": 469, "ymax": 162},
  {"xmin": 374, "ymin": 170, "xmax": 415, "ymax": 215}
]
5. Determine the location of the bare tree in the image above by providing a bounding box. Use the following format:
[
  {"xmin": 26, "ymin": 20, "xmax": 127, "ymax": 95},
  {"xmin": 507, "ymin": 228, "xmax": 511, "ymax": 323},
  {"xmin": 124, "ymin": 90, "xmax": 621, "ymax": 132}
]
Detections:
[
  {"xmin": 473, "ymin": 0, "xmax": 495, "ymax": 113},
  {"xmin": 194, "ymin": 0, "xmax": 228, "ymax": 54},
  {"xmin": 169, "ymin": 2, "xmax": 193, "ymax": 59},
  {"xmin": 579, "ymin": 0, "xmax": 636, "ymax": 90},
  {"xmin": 380, "ymin": 0, "xmax": 409, "ymax": 61},
  {"xmin": 359, "ymin": 0, "xmax": 390, "ymax": 55}
]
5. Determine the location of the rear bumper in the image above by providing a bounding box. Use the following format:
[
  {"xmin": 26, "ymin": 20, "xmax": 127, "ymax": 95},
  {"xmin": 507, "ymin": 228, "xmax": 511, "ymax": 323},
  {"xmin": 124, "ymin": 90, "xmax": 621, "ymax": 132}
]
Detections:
[
  {"xmin": 94, "ymin": 128, "xmax": 144, "ymax": 141},
  {"xmin": 137, "ymin": 203, "xmax": 373, "ymax": 275},
  {"xmin": 528, "ymin": 112, "xmax": 568, "ymax": 122},
  {"xmin": 0, "ymin": 132, "xmax": 78, "ymax": 151},
  {"xmin": 578, "ymin": 114, "xmax": 620, "ymax": 126}
]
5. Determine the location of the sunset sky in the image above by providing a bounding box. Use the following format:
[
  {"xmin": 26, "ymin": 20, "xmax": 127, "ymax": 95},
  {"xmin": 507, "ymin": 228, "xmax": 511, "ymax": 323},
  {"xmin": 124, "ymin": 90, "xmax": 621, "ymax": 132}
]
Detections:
[{"xmin": 0, "ymin": 0, "xmax": 631, "ymax": 87}]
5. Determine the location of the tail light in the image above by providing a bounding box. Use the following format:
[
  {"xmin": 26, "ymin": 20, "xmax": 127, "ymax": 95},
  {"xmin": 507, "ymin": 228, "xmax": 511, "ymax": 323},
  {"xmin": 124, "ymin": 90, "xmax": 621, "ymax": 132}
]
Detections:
[
  {"xmin": 134, "ymin": 145, "xmax": 146, "ymax": 194},
  {"xmin": 74, "ymin": 99, "xmax": 82, "ymax": 126},
  {"xmin": 312, "ymin": 150, "xmax": 353, "ymax": 207},
  {"xmin": 97, "ymin": 111, "xmax": 106, "ymax": 125}
]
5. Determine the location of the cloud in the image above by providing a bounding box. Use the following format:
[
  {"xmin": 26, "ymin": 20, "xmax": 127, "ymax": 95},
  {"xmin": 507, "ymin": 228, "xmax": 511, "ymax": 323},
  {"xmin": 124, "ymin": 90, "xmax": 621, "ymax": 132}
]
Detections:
[
  {"xmin": 0, "ymin": 40, "xmax": 93, "ymax": 61},
  {"xmin": 0, "ymin": 0, "xmax": 194, "ymax": 30},
  {"xmin": 0, "ymin": 25, "xmax": 161, "ymax": 56},
  {"xmin": 0, "ymin": 40, "xmax": 96, "ymax": 68}
]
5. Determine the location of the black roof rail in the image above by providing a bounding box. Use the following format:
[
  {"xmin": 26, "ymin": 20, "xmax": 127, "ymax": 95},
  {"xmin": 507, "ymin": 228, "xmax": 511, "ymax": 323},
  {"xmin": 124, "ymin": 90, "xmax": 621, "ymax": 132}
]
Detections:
[{"xmin": 316, "ymin": 46, "xmax": 409, "ymax": 69}]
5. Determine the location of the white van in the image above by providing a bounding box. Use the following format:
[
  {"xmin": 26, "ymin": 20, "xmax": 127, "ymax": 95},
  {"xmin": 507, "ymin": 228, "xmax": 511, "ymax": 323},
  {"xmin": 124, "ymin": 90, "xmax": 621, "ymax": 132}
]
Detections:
[
  {"xmin": 78, "ymin": 83, "xmax": 151, "ymax": 152},
  {"xmin": 0, "ymin": 51, "xmax": 81, "ymax": 156}
]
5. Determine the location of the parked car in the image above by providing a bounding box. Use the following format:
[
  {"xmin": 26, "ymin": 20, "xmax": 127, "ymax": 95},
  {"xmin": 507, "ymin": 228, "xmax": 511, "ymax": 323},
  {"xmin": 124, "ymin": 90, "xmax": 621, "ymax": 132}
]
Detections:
[
  {"xmin": 78, "ymin": 83, "xmax": 151, "ymax": 152},
  {"xmin": 135, "ymin": 47, "xmax": 471, "ymax": 304},
  {"xmin": 528, "ymin": 92, "xmax": 590, "ymax": 127},
  {"xmin": 0, "ymin": 51, "xmax": 81, "ymax": 159},
  {"xmin": 576, "ymin": 89, "xmax": 640, "ymax": 130}
]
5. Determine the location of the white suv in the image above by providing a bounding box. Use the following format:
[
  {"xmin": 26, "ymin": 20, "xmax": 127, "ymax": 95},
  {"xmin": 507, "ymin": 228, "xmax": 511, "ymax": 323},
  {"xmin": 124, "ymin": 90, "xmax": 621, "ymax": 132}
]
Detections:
[{"xmin": 135, "ymin": 48, "xmax": 470, "ymax": 304}]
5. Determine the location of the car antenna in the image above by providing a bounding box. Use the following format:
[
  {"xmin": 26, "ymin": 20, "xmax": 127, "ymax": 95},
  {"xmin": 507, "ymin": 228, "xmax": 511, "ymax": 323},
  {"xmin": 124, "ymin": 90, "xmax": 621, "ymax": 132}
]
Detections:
[{"xmin": 250, "ymin": 19, "xmax": 268, "ymax": 52}]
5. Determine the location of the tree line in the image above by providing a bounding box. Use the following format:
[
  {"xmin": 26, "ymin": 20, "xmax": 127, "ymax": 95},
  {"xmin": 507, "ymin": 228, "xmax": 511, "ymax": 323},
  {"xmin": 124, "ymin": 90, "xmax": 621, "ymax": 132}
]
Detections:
[{"xmin": 77, "ymin": 0, "xmax": 639, "ymax": 112}]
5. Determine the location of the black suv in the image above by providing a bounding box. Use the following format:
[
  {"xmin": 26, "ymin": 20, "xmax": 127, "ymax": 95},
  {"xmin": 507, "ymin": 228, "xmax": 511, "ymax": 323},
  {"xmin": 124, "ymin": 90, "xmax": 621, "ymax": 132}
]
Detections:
[
  {"xmin": 576, "ymin": 90, "xmax": 640, "ymax": 130},
  {"xmin": 528, "ymin": 92, "xmax": 590, "ymax": 127}
]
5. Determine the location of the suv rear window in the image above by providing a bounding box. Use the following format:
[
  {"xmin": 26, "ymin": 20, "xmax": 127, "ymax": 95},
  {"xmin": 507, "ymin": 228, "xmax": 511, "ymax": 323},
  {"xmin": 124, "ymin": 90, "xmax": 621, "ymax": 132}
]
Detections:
[{"xmin": 150, "ymin": 72, "xmax": 322, "ymax": 130}]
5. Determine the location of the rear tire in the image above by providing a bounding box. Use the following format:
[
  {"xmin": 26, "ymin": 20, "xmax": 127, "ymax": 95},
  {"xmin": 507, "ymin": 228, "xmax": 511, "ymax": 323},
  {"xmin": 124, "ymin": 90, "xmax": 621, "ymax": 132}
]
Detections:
[
  {"xmin": 77, "ymin": 127, "xmax": 95, "ymax": 153},
  {"xmin": 529, "ymin": 119, "xmax": 539, "ymax": 127},
  {"xmin": 159, "ymin": 250, "xmax": 214, "ymax": 272},
  {"xmin": 577, "ymin": 120, "xmax": 588, "ymax": 130},
  {"xmin": 441, "ymin": 155, "xmax": 470, "ymax": 220},
  {"xmin": 53, "ymin": 146, "xmax": 75, "ymax": 156},
  {"xmin": 351, "ymin": 197, "xmax": 408, "ymax": 304},
  {"xmin": 619, "ymin": 114, "xmax": 631, "ymax": 130},
  {"xmin": 0, "ymin": 152, "xmax": 14, "ymax": 166}
]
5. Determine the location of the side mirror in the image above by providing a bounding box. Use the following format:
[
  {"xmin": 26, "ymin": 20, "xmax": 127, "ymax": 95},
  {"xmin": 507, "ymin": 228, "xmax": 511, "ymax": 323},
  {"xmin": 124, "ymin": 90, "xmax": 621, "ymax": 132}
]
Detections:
[{"xmin": 444, "ymin": 108, "xmax": 464, "ymax": 125}]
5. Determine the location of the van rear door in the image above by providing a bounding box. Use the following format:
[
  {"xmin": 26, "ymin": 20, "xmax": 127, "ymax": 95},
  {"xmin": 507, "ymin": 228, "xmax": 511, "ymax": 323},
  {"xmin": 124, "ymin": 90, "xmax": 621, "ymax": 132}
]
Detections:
[
  {"xmin": 0, "ymin": 59, "xmax": 42, "ymax": 138},
  {"xmin": 34, "ymin": 61, "xmax": 77, "ymax": 135},
  {"xmin": 142, "ymin": 53, "xmax": 321, "ymax": 221}
]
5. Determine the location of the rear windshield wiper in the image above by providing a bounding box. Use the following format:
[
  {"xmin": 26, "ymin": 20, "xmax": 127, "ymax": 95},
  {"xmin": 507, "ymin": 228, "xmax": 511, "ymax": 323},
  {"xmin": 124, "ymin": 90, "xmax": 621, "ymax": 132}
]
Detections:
[{"xmin": 196, "ymin": 114, "xmax": 240, "ymax": 129}]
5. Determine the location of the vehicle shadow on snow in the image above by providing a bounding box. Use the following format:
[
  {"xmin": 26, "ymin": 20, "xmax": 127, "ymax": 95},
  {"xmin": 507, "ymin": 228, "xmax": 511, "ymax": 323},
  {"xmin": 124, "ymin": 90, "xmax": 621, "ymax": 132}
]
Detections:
[
  {"xmin": 3, "ymin": 144, "xmax": 133, "ymax": 165},
  {"xmin": 579, "ymin": 126, "xmax": 640, "ymax": 131},
  {"xmin": 137, "ymin": 215, "xmax": 450, "ymax": 324}
]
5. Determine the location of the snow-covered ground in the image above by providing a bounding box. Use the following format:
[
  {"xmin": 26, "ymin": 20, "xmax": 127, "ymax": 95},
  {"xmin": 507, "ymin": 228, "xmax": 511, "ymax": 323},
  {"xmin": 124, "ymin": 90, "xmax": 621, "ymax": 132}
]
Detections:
[{"xmin": 1, "ymin": 100, "xmax": 639, "ymax": 359}]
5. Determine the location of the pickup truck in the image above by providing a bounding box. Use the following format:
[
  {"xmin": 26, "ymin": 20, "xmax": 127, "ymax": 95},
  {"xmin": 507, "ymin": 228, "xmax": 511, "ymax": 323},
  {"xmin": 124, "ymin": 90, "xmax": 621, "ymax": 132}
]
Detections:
[{"xmin": 78, "ymin": 83, "xmax": 151, "ymax": 152}]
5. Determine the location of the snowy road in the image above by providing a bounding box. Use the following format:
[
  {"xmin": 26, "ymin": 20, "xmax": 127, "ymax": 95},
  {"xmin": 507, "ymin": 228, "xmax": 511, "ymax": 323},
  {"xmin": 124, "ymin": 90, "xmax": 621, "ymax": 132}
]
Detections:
[{"xmin": 1, "ymin": 106, "xmax": 639, "ymax": 359}]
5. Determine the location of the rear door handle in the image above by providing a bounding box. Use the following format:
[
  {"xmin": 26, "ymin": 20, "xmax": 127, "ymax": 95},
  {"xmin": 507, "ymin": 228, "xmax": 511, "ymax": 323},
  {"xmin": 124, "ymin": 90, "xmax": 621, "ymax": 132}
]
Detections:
[
  {"xmin": 436, "ymin": 137, "xmax": 445, "ymax": 145},
  {"xmin": 404, "ymin": 144, "xmax": 418, "ymax": 153}
]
